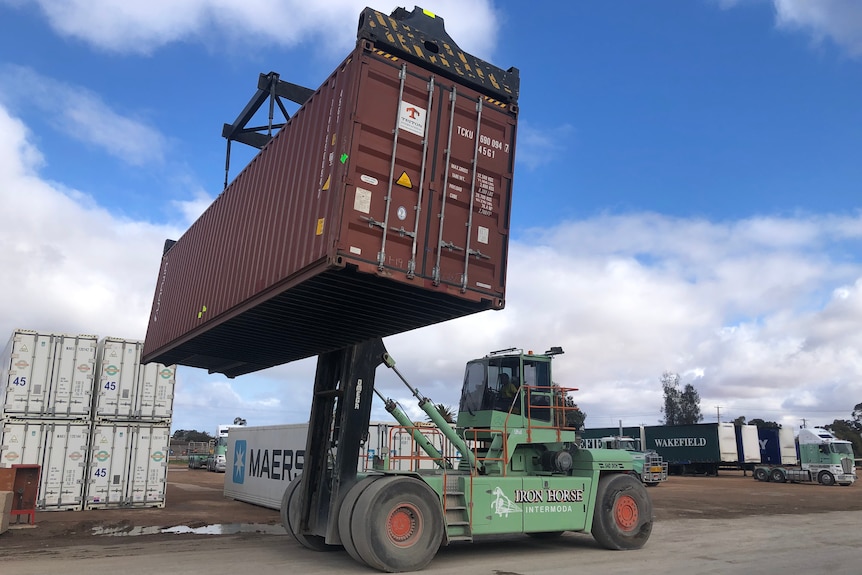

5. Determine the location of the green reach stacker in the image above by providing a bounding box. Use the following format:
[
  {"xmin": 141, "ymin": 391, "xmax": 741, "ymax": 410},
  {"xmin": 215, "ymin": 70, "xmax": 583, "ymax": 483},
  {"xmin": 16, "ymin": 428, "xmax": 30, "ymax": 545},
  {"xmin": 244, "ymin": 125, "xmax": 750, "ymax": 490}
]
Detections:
[{"xmin": 282, "ymin": 341, "xmax": 653, "ymax": 572}]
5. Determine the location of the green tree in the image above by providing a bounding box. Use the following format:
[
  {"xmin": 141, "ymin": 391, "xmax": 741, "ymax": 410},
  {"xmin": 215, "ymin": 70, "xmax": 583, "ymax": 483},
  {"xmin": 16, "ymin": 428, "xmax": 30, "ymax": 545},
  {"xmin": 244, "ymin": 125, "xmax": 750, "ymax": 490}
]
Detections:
[
  {"xmin": 172, "ymin": 429, "xmax": 213, "ymax": 443},
  {"xmin": 660, "ymin": 371, "xmax": 702, "ymax": 425},
  {"xmin": 749, "ymin": 418, "xmax": 779, "ymax": 428},
  {"xmin": 660, "ymin": 372, "xmax": 681, "ymax": 425},
  {"xmin": 825, "ymin": 419, "xmax": 862, "ymax": 457},
  {"xmin": 427, "ymin": 404, "xmax": 456, "ymax": 424},
  {"xmin": 732, "ymin": 416, "xmax": 746, "ymax": 425},
  {"xmin": 679, "ymin": 383, "xmax": 703, "ymax": 424}
]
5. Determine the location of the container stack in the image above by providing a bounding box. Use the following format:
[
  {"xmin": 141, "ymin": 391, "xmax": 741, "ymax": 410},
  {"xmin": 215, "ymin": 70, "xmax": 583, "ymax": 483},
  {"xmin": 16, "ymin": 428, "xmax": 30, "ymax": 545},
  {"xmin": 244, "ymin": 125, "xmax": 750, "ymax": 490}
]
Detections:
[
  {"xmin": 0, "ymin": 329, "xmax": 97, "ymax": 511},
  {"xmin": 0, "ymin": 330, "xmax": 176, "ymax": 512},
  {"xmin": 86, "ymin": 337, "xmax": 174, "ymax": 510}
]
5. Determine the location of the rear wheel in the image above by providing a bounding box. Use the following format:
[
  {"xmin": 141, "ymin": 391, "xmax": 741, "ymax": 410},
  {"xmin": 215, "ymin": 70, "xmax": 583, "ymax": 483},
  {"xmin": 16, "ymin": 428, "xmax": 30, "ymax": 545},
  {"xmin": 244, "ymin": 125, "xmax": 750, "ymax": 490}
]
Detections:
[
  {"xmin": 769, "ymin": 468, "xmax": 786, "ymax": 483},
  {"xmin": 753, "ymin": 468, "xmax": 769, "ymax": 482},
  {"xmin": 338, "ymin": 476, "xmax": 383, "ymax": 565},
  {"xmin": 591, "ymin": 473, "xmax": 653, "ymax": 550},
  {"xmin": 818, "ymin": 471, "xmax": 835, "ymax": 486},
  {"xmin": 281, "ymin": 477, "xmax": 338, "ymax": 552},
  {"xmin": 350, "ymin": 476, "xmax": 444, "ymax": 572}
]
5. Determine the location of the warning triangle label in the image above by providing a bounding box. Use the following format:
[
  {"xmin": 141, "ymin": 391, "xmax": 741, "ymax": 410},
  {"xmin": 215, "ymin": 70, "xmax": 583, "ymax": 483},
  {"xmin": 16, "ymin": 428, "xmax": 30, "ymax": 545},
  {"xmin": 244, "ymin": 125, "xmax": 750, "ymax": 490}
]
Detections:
[{"xmin": 396, "ymin": 172, "xmax": 413, "ymax": 188}]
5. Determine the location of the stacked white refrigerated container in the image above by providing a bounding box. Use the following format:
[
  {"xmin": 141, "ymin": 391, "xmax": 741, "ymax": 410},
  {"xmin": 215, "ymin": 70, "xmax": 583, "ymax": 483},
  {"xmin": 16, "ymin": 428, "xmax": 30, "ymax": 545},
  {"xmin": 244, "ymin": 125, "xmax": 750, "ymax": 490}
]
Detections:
[
  {"xmin": 1, "ymin": 330, "xmax": 175, "ymax": 512},
  {"xmin": 85, "ymin": 337, "xmax": 174, "ymax": 510},
  {"xmin": 1, "ymin": 330, "xmax": 98, "ymax": 511}
]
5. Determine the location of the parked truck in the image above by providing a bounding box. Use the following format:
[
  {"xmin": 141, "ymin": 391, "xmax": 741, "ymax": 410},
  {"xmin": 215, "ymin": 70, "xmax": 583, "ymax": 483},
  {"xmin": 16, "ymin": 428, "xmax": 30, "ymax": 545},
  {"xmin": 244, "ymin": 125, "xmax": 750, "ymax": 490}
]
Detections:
[
  {"xmin": 187, "ymin": 441, "xmax": 210, "ymax": 469},
  {"xmin": 753, "ymin": 427, "xmax": 857, "ymax": 486},
  {"xmin": 580, "ymin": 428, "xmax": 668, "ymax": 486}
]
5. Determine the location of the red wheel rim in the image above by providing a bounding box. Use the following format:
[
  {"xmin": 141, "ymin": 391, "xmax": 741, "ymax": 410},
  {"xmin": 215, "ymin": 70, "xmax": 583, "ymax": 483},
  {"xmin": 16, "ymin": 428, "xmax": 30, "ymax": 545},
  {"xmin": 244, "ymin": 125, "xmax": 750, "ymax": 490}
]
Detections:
[
  {"xmin": 387, "ymin": 503, "xmax": 422, "ymax": 547},
  {"xmin": 614, "ymin": 495, "xmax": 639, "ymax": 531}
]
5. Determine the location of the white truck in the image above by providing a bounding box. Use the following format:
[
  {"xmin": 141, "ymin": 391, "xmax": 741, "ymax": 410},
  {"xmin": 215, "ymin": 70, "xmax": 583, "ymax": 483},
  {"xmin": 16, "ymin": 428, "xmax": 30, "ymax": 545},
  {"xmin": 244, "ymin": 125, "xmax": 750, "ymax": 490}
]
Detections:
[{"xmin": 753, "ymin": 427, "xmax": 856, "ymax": 486}]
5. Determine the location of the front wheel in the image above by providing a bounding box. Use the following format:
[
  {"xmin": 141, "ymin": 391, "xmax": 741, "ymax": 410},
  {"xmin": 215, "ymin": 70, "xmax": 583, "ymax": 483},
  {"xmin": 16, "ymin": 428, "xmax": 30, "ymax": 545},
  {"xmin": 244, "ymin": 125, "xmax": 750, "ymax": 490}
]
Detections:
[
  {"xmin": 350, "ymin": 476, "xmax": 444, "ymax": 572},
  {"xmin": 591, "ymin": 473, "xmax": 653, "ymax": 550},
  {"xmin": 281, "ymin": 477, "xmax": 338, "ymax": 552},
  {"xmin": 818, "ymin": 471, "xmax": 835, "ymax": 486}
]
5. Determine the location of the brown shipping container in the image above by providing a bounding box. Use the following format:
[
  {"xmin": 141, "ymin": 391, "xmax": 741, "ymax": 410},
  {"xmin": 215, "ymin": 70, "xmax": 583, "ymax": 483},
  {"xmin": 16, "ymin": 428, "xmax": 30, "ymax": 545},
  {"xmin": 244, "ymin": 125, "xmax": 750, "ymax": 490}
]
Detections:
[{"xmin": 143, "ymin": 13, "xmax": 519, "ymax": 377}]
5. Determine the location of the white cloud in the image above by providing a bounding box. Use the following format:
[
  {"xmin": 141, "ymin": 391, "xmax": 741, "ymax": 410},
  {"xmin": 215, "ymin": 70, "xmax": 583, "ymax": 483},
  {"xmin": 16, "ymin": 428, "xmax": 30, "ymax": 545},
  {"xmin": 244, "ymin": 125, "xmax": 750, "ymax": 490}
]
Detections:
[
  {"xmin": 515, "ymin": 122, "xmax": 575, "ymax": 171},
  {"xmin": 721, "ymin": 0, "xmax": 862, "ymax": 57},
  {"xmin": 1, "ymin": 101, "xmax": 860, "ymax": 432},
  {"xmin": 774, "ymin": 0, "xmax": 862, "ymax": 56},
  {"xmin": 0, "ymin": 103, "xmax": 180, "ymax": 340},
  {"xmin": 5, "ymin": 0, "xmax": 500, "ymax": 58},
  {"xmin": 0, "ymin": 66, "xmax": 167, "ymax": 166}
]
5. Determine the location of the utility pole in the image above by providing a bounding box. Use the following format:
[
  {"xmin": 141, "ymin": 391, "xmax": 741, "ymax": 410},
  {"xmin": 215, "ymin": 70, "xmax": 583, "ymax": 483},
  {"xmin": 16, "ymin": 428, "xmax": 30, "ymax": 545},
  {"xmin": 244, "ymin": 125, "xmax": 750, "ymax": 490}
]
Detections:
[{"xmin": 715, "ymin": 405, "xmax": 722, "ymax": 423}]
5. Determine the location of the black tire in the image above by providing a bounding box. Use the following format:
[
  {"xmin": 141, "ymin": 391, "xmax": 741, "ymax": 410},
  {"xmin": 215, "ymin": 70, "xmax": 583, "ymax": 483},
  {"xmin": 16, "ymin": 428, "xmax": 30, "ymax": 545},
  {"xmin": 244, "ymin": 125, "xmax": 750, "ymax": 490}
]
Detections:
[
  {"xmin": 350, "ymin": 476, "xmax": 444, "ymax": 572},
  {"xmin": 527, "ymin": 531, "xmax": 564, "ymax": 539},
  {"xmin": 769, "ymin": 468, "xmax": 786, "ymax": 483},
  {"xmin": 591, "ymin": 473, "xmax": 653, "ymax": 550},
  {"xmin": 818, "ymin": 471, "xmax": 835, "ymax": 486},
  {"xmin": 753, "ymin": 468, "xmax": 769, "ymax": 482},
  {"xmin": 281, "ymin": 477, "xmax": 338, "ymax": 552},
  {"xmin": 338, "ymin": 476, "xmax": 383, "ymax": 565}
]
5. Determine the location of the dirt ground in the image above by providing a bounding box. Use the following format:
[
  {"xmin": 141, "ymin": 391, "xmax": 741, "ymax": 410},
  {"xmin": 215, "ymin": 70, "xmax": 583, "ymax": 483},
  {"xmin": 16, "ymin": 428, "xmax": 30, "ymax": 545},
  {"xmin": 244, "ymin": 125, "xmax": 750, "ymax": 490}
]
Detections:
[{"xmin": 2, "ymin": 464, "xmax": 860, "ymax": 552}]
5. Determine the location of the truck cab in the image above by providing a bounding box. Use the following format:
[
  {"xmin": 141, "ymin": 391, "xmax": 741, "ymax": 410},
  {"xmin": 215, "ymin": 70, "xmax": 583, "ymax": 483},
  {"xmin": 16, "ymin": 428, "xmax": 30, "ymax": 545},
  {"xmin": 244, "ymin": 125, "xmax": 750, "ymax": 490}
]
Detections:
[
  {"xmin": 600, "ymin": 436, "xmax": 668, "ymax": 487},
  {"xmin": 797, "ymin": 428, "xmax": 856, "ymax": 486},
  {"xmin": 456, "ymin": 347, "xmax": 564, "ymax": 432}
]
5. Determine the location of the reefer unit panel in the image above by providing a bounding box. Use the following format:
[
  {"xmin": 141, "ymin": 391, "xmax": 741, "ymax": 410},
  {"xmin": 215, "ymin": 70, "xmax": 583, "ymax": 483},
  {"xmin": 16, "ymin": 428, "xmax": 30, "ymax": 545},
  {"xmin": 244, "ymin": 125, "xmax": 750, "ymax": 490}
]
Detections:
[
  {"xmin": 0, "ymin": 420, "xmax": 89, "ymax": 511},
  {"xmin": 2, "ymin": 330, "xmax": 97, "ymax": 419},
  {"xmin": 85, "ymin": 422, "xmax": 170, "ymax": 509},
  {"xmin": 93, "ymin": 338, "xmax": 175, "ymax": 422},
  {"xmin": 143, "ymin": 37, "xmax": 518, "ymax": 377}
]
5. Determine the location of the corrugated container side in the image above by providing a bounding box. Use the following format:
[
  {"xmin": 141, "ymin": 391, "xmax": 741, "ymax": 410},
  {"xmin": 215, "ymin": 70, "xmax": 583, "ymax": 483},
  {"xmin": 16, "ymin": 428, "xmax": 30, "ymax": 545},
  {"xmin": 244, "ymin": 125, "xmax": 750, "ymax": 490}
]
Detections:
[
  {"xmin": 93, "ymin": 338, "xmax": 175, "ymax": 422},
  {"xmin": 2, "ymin": 330, "xmax": 97, "ymax": 419},
  {"xmin": 85, "ymin": 422, "xmax": 169, "ymax": 509},
  {"xmin": 0, "ymin": 419, "xmax": 89, "ymax": 511},
  {"xmin": 143, "ymin": 41, "xmax": 517, "ymax": 378}
]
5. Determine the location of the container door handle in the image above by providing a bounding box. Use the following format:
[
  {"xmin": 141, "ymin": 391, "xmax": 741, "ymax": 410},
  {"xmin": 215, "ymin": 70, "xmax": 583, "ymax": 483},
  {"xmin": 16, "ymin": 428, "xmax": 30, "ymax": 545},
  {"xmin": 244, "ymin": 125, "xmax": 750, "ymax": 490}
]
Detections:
[
  {"xmin": 377, "ymin": 64, "xmax": 408, "ymax": 271},
  {"xmin": 461, "ymin": 98, "xmax": 484, "ymax": 293},
  {"xmin": 433, "ymin": 88, "xmax": 459, "ymax": 285}
]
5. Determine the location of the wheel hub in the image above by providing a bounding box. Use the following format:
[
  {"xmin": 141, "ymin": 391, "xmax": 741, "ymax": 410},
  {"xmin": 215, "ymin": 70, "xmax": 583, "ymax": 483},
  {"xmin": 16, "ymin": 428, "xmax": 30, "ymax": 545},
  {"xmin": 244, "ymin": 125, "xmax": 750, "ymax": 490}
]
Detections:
[
  {"xmin": 387, "ymin": 503, "xmax": 421, "ymax": 547},
  {"xmin": 614, "ymin": 494, "xmax": 639, "ymax": 531}
]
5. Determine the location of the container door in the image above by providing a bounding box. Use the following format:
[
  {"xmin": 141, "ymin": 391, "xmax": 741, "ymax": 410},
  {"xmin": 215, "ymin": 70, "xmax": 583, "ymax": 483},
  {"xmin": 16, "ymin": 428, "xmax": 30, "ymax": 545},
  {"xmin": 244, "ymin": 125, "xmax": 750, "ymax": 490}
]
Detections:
[
  {"xmin": 86, "ymin": 423, "xmax": 132, "ymax": 508},
  {"xmin": 427, "ymin": 88, "xmax": 514, "ymax": 302},
  {"xmin": 136, "ymin": 361, "xmax": 175, "ymax": 422},
  {"xmin": 40, "ymin": 422, "xmax": 89, "ymax": 511},
  {"xmin": 2, "ymin": 330, "xmax": 54, "ymax": 416},
  {"xmin": 128, "ymin": 424, "xmax": 169, "ymax": 506},
  {"xmin": 50, "ymin": 334, "xmax": 97, "ymax": 419},
  {"xmin": 344, "ymin": 56, "xmax": 440, "ymax": 280},
  {"xmin": 94, "ymin": 338, "xmax": 141, "ymax": 420}
]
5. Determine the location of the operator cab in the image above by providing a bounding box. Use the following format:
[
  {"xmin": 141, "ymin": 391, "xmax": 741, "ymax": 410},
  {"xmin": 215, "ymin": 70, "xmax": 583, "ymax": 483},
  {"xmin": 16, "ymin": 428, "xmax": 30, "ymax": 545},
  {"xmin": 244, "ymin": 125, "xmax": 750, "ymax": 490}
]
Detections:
[{"xmin": 456, "ymin": 347, "xmax": 564, "ymax": 429}]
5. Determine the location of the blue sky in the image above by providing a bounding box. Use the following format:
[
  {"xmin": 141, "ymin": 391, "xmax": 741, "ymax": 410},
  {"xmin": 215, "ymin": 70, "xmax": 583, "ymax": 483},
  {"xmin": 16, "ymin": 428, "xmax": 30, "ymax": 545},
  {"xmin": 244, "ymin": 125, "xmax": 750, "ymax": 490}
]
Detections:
[{"xmin": 1, "ymin": 0, "xmax": 860, "ymax": 433}]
